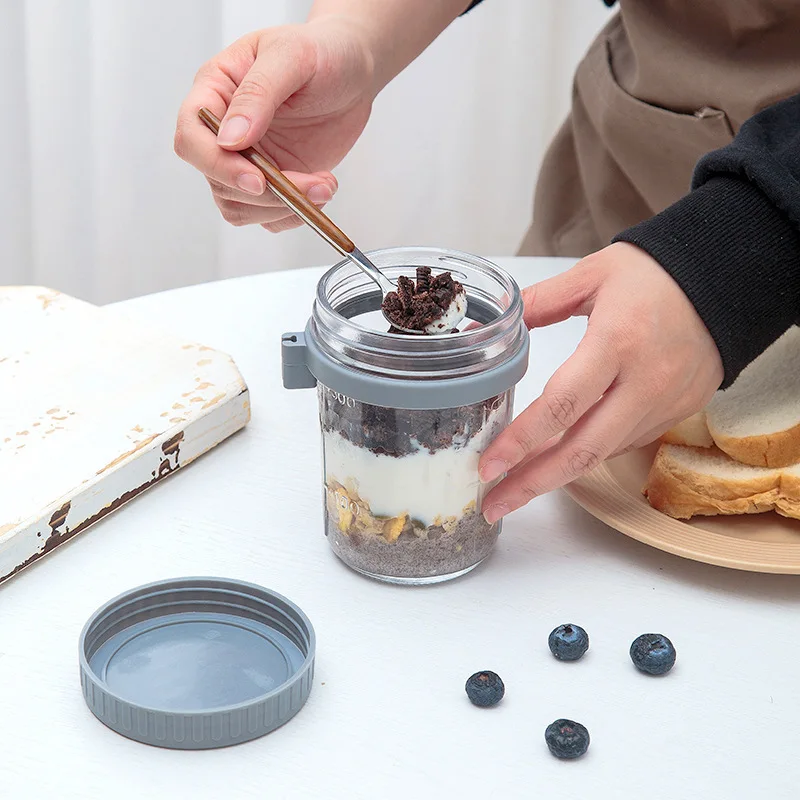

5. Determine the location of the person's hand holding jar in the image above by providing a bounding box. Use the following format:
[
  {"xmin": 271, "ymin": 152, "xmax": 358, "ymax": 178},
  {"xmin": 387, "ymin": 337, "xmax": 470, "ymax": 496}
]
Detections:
[{"xmin": 477, "ymin": 242, "xmax": 724, "ymax": 523}]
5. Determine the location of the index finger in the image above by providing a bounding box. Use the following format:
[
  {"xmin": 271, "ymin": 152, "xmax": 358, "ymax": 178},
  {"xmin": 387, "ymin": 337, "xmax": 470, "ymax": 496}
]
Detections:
[
  {"xmin": 478, "ymin": 330, "xmax": 618, "ymax": 484},
  {"xmin": 174, "ymin": 82, "xmax": 270, "ymax": 196},
  {"xmin": 481, "ymin": 381, "xmax": 647, "ymax": 522}
]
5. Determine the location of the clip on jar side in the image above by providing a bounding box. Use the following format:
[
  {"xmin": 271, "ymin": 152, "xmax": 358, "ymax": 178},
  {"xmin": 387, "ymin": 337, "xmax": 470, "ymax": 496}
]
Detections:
[{"xmin": 281, "ymin": 247, "xmax": 529, "ymax": 585}]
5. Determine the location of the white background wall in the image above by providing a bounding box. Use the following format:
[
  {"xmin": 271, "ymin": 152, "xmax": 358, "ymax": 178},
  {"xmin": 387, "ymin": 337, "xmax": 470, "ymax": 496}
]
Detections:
[{"xmin": 0, "ymin": 0, "xmax": 612, "ymax": 304}]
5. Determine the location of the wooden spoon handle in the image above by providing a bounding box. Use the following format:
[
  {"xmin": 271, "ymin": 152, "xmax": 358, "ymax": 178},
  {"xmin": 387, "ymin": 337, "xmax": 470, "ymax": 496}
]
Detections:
[{"xmin": 197, "ymin": 107, "xmax": 355, "ymax": 254}]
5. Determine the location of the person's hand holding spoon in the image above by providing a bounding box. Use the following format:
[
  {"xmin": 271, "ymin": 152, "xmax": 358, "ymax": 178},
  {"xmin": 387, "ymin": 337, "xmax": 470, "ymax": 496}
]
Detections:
[{"xmin": 197, "ymin": 108, "xmax": 467, "ymax": 335}]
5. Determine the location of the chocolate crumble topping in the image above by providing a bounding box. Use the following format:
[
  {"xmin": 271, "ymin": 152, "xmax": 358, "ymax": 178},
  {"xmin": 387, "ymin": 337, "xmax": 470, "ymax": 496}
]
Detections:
[{"xmin": 382, "ymin": 266, "xmax": 464, "ymax": 333}]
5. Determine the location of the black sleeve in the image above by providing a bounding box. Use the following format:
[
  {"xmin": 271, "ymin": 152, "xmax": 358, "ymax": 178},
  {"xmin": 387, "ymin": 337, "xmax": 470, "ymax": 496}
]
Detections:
[
  {"xmin": 462, "ymin": 1, "xmax": 484, "ymax": 12},
  {"xmin": 613, "ymin": 94, "xmax": 800, "ymax": 388}
]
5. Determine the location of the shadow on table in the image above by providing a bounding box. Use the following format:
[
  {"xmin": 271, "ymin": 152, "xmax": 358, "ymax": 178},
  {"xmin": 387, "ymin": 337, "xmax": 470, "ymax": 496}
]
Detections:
[{"xmin": 550, "ymin": 491, "xmax": 800, "ymax": 606}]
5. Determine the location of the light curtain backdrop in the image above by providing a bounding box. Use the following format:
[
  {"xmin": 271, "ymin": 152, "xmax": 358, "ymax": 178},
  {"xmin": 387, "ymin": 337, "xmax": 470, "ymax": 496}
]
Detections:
[{"xmin": 1, "ymin": 0, "xmax": 611, "ymax": 304}]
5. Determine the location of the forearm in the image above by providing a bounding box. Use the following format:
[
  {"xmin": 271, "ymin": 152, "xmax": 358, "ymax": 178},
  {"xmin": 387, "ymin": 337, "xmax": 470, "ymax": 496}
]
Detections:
[
  {"xmin": 614, "ymin": 93, "xmax": 800, "ymax": 388},
  {"xmin": 308, "ymin": 0, "xmax": 475, "ymax": 91}
]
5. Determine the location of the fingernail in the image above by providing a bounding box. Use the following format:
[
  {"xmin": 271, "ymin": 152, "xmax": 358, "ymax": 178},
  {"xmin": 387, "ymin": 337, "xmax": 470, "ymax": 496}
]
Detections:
[
  {"xmin": 483, "ymin": 503, "xmax": 509, "ymax": 525},
  {"xmin": 217, "ymin": 115, "xmax": 250, "ymax": 146},
  {"xmin": 307, "ymin": 183, "xmax": 334, "ymax": 204},
  {"xmin": 480, "ymin": 458, "xmax": 509, "ymax": 484},
  {"xmin": 236, "ymin": 173, "xmax": 265, "ymax": 195}
]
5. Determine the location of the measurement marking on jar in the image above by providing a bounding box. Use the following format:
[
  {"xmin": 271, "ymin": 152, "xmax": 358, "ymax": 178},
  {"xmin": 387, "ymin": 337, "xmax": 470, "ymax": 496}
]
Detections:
[
  {"xmin": 326, "ymin": 485, "xmax": 362, "ymax": 514},
  {"xmin": 322, "ymin": 385, "xmax": 356, "ymax": 408}
]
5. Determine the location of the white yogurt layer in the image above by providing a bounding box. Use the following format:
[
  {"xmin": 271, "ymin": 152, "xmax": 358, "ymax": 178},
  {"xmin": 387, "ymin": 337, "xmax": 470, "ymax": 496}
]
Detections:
[
  {"xmin": 322, "ymin": 400, "xmax": 508, "ymax": 525},
  {"xmin": 423, "ymin": 290, "xmax": 467, "ymax": 334}
]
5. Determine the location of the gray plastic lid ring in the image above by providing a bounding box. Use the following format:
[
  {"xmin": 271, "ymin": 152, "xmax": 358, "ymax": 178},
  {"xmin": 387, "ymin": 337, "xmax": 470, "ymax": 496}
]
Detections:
[
  {"xmin": 79, "ymin": 577, "xmax": 316, "ymax": 750},
  {"xmin": 282, "ymin": 321, "xmax": 530, "ymax": 410}
]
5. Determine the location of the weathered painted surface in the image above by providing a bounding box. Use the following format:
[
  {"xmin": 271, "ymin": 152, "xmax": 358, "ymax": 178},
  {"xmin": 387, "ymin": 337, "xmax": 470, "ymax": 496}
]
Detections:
[{"xmin": 0, "ymin": 286, "xmax": 250, "ymax": 583}]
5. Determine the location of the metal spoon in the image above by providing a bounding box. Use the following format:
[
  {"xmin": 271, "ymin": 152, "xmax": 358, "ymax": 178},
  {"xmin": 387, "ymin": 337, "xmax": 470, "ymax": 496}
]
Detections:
[{"xmin": 198, "ymin": 108, "xmax": 461, "ymax": 334}]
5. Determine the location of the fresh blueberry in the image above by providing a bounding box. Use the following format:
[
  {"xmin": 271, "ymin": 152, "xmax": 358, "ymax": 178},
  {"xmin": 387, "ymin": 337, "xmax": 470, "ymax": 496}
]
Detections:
[
  {"xmin": 548, "ymin": 623, "xmax": 589, "ymax": 661},
  {"xmin": 630, "ymin": 633, "xmax": 676, "ymax": 675},
  {"xmin": 465, "ymin": 671, "xmax": 505, "ymax": 707},
  {"xmin": 545, "ymin": 719, "xmax": 590, "ymax": 759}
]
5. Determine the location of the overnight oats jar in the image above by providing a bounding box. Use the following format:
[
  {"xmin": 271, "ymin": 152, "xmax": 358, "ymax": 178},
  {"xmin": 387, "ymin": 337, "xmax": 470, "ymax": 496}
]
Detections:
[{"xmin": 282, "ymin": 247, "xmax": 529, "ymax": 585}]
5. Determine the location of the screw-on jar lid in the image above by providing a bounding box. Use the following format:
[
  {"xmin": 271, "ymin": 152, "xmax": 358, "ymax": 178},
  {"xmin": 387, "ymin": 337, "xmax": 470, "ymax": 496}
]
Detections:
[{"xmin": 79, "ymin": 577, "xmax": 316, "ymax": 750}]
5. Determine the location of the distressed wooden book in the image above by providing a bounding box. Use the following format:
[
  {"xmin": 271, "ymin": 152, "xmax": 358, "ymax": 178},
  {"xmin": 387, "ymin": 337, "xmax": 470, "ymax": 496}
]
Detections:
[{"xmin": 0, "ymin": 286, "xmax": 250, "ymax": 583}]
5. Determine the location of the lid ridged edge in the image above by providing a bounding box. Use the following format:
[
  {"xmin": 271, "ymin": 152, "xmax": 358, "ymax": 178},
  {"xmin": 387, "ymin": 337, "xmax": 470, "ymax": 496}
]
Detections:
[
  {"xmin": 78, "ymin": 577, "xmax": 316, "ymax": 750},
  {"xmin": 80, "ymin": 659, "xmax": 315, "ymax": 749}
]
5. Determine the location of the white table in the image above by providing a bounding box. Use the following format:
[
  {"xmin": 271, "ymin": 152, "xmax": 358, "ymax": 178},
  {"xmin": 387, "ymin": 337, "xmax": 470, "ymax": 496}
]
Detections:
[{"xmin": 3, "ymin": 257, "xmax": 798, "ymax": 799}]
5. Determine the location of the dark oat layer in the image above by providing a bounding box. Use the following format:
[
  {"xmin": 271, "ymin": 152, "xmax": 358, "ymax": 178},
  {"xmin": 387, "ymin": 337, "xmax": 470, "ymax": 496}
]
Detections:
[
  {"xmin": 326, "ymin": 508, "xmax": 498, "ymax": 579},
  {"xmin": 319, "ymin": 388, "xmax": 505, "ymax": 457}
]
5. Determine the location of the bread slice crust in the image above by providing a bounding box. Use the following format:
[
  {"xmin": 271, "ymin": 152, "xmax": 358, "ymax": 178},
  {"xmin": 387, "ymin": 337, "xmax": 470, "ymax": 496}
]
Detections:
[
  {"xmin": 644, "ymin": 444, "xmax": 800, "ymax": 521},
  {"xmin": 708, "ymin": 421, "xmax": 800, "ymax": 469},
  {"xmin": 704, "ymin": 325, "xmax": 800, "ymax": 467}
]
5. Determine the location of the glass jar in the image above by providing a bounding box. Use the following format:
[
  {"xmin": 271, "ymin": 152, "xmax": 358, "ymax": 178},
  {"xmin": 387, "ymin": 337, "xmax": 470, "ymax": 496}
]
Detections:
[{"xmin": 282, "ymin": 247, "xmax": 529, "ymax": 585}]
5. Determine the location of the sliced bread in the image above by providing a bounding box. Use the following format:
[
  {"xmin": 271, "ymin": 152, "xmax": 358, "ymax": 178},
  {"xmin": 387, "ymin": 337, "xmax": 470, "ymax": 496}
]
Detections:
[
  {"xmin": 644, "ymin": 443, "xmax": 800, "ymax": 520},
  {"xmin": 705, "ymin": 326, "xmax": 800, "ymax": 467},
  {"xmin": 660, "ymin": 411, "xmax": 714, "ymax": 448},
  {"xmin": 660, "ymin": 326, "xmax": 800, "ymax": 467}
]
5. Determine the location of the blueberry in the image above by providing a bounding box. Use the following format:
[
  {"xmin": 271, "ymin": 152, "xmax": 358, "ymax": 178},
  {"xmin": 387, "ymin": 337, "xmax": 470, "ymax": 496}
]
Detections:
[
  {"xmin": 630, "ymin": 633, "xmax": 676, "ymax": 675},
  {"xmin": 548, "ymin": 624, "xmax": 589, "ymax": 661},
  {"xmin": 465, "ymin": 671, "xmax": 505, "ymax": 707},
  {"xmin": 545, "ymin": 719, "xmax": 590, "ymax": 759}
]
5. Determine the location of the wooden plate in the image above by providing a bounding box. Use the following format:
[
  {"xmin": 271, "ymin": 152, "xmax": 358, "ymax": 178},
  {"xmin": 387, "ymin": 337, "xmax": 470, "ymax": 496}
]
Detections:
[{"xmin": 563, "ymin": 444, "xmax": 800, "ymax": 574}]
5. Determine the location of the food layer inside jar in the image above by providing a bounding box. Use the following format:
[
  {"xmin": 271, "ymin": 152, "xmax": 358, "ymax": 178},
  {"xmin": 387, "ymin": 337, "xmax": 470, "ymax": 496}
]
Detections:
[{"xmin": 320, "ymin": 390, "xmax": 510, "ymax": 577}]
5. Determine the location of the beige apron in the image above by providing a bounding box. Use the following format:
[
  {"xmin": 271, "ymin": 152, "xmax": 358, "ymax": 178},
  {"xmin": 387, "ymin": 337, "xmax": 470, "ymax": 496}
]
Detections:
[{"xmin": 520, "ymin": 0, "xmax": 800, "ymax": 257}]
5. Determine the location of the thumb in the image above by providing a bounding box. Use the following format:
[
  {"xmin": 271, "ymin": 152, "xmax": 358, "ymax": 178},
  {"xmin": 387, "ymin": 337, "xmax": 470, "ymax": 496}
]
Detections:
[
  {"xmin": 522, "ymin": 261, "xmax": 602, "ymax": 329},
  {"xmin": 217, "ymin": 33, "xmax": 315, "ymax": 150}
]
